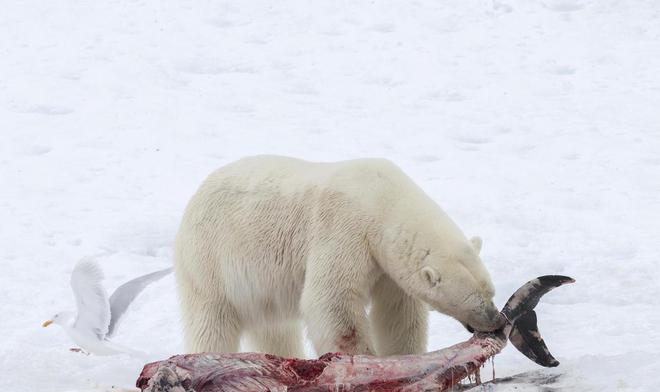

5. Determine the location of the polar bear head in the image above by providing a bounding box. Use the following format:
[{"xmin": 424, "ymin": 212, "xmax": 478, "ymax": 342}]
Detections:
[{"xmin": 413, "ymin": 236, "xmax": 504, "ymax": 332}]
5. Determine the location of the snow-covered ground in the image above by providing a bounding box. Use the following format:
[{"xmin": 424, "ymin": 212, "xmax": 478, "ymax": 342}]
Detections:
[{"xmin": 1, "ymin": 0, "xmax": 659, "ymax": 390}]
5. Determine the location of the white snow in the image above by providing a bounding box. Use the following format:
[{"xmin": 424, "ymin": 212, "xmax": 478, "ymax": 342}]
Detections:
[{"xmin": 1, "ymin": 0, "xmax": 659, "ymax": 391}]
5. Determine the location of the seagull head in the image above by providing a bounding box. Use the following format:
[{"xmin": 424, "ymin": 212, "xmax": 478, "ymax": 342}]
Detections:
[{"xmin": 42, "ymin": 311, "xmax": 74, "ymax": 328}]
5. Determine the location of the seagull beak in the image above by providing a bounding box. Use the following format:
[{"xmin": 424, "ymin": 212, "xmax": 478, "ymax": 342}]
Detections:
[{"xmin": 42, "ymin": 320, "xmax": 53, "ymax": 327}]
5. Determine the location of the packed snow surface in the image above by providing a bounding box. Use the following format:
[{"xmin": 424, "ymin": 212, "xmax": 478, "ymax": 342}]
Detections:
[{"xmin": 1, "ymin": 0, "xmax": 659, "ymax": 391}]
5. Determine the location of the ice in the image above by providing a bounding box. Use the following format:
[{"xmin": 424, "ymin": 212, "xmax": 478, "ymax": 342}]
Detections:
[{"xmin": 1, "ymin": 0, "xmax": 659, "ymax": 391}]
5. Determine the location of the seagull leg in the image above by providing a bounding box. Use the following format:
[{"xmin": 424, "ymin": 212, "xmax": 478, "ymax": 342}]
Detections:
[{"xmin": 69, "ymin": 347, "xmax": 90, "ymax": 355}]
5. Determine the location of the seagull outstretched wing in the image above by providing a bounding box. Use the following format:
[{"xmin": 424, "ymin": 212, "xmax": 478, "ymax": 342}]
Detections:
[
  {"xmin": 71, "ymin": 259, "xmax": 111, "ymax": 339},
  {"xmin": 107, "ymin": 267, "xmax": 172, "ymax": 337}
]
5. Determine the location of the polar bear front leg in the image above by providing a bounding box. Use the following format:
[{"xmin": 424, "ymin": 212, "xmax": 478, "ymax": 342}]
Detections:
[
  {"xmin": 370, "ymin": 274, "xmax": 428, "ymax": 355},
  {"xmin": 245, "ymin": 321, "xmax": 304, "ymax": 358},
  {"xmin": 301, "ymin": 287, "xmax": 374, "ymax": 355},
  {"xmin": 301, "ymin": 252, "xmax": 375, "ymax": 355}
]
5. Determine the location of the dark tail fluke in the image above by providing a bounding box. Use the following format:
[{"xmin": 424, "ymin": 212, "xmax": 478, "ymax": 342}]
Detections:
[
  {"xmin": 501, "ymin": 275, "xmax": 575, "ymax": 367},
  {"xmin": 509, "ymin": 311, "xmax": 559, "ymax": 367}
]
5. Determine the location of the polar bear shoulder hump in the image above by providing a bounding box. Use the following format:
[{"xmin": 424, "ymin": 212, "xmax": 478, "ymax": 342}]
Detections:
[{"xmin": 210, "ymin": 155, "xmax": 409, "ymax": 193}]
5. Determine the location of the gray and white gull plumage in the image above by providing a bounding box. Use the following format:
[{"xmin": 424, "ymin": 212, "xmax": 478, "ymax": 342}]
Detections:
[{"xmin": 43, "ymin": 259, "xmax": 171, "ymax": 356}]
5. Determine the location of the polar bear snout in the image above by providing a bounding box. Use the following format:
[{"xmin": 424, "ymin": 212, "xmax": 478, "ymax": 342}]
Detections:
[{"xmin": 465, "ymin": 304, "xmax": 506, "ymax": 332}]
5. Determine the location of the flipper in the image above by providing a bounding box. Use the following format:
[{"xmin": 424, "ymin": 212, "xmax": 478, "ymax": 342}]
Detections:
[{"xmin": 501, "ymin": 275, "xmax": 574, "ymax": 367}]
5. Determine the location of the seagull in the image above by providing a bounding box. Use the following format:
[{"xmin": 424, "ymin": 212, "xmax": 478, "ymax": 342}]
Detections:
[{"xmin": 42, "ymin": 259, "xmax": 172, "ymax": 356}]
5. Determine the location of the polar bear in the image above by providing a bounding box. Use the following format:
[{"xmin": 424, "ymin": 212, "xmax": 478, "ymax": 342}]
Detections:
[{"xmin": 174, "ymin": 156, "xmax": 504, "ymax": 358}]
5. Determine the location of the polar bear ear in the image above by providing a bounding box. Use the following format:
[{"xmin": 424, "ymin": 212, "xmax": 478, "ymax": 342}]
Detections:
[
  {"xmin": 420, "ymin": 266, "xmax": 441, "ymax": 288},
  {"xmin": 470, "ymin": 236, "xmax": 483, "ymax": 255}
]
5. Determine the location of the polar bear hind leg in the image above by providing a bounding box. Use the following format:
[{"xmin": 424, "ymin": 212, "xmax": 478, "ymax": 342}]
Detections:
[
  {"xmin": 178, "ymin": 281, "xmax": 242, "ymax": 353},
  {"xmin": 370, "ymin": 274, "xmax": 428, "ymax": 356}
]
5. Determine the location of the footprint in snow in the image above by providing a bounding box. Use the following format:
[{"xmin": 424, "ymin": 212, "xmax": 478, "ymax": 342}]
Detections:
[
  {"xmin": 23, "ymin": 145, "xmax": 52, "ymax": 156},
  {"xmin": 548, "ymin": 65, "xmax": 577, "ymax": 75},
  {"xmin": 457, "ymin": 145, "xmax": 481, "ymax": 152},
  {"xmin": 307, "ymin": 128, "xmax": 328, "ymax": 135},
  {"xmin": 543, "ymin": 0, "xmax": 584, "ymax": 12},
  {"xmin": 68, "ymin": 238, "xmax": 82, "ymax": 247},
  {"xmin": 204, "ymin": 18, "xmax": 235, "ymax": 28},
  {"xmin": 24, "ymin": 105, "xmax": 73, "ymax": 115},
  {"xmin": 426, "ymin": 91, "xmax": 466, "ymax": 102},
  {"xmin": 641, "ymin": 157, "xmax": 660, "ymax": 166},
  {"xmin": 413, "ymin": 155, "xmax": 442, "ymax": 163},
  {"xmin": 562, "ymin": 152, "xmax": 580, "ymax": 160},
  {"xmin": 493, "ymin": 1, "xmax": 514, "ymax": 13},
  {"xmin": 363, "ymin": 76, "xmax": 401, "ymax": 88},
  {"xmin": 287, "ymin": 84, "xmax": 319, "ymax": 96},
  {"xmin": 221, "ymin": 104, "xmax": 255, "ymax": 113},
  {"xmin": 368, "ymin": 23, "xmax": 396, "ymax": 33},
  {"xmin": 177, "ymin": 61, "xmax": 256, "ymax": 75},
  {"xmin": 452, "ymin": 135, "xmax": 492, "ymax": 145}
]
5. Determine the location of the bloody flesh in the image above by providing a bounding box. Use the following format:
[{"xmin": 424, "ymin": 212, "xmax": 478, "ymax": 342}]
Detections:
[{"xmin": 136, "ymin": 333, "xmax": 505, "ymax": 392}]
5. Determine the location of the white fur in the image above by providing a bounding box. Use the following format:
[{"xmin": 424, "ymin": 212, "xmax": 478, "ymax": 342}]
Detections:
[{"xmin": 174, "ymin": 156, "xmax": 501, "ymax": 357}]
